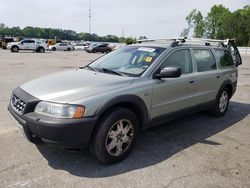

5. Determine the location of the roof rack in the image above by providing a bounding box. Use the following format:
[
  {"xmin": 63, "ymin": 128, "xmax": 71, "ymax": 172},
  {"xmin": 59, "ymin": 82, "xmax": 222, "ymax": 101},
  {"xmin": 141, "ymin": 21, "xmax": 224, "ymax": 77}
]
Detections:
[
  {"xmin": 137, "ymin": 37, "xmax": 232, "ymax": 48},
  {"xmin": 137, "ymin": 37, "xmax": 186, "ymax": 43}
]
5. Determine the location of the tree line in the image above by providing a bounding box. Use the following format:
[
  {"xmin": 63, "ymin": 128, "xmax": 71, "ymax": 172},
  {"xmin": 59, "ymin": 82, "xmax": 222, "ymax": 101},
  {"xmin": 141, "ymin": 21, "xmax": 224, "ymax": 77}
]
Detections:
[
  {"xmin": 181, "ymin": 5, "xmax": 250, "ymax": 46},
  {"xmin": 0, "ymin": 23, "xmax": 136, "ymax": 44}
]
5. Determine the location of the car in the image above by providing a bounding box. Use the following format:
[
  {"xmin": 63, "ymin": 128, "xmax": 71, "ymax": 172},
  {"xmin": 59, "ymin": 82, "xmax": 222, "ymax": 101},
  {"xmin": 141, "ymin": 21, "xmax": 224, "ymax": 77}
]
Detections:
[
  {"xmin": 85, "ymin": 43, "xmax": 112, "ymax": 53},
  {"xmin": 8, "ymin": 38, "xmax": 242, "ymax": 164},
  {"xmin": 7, "ymin": 39, "xmax": 48, "ymax": 53},
  {"xmin": 73, "ymin": 42, "xmax": 91, "ymax": 50},
  {"xmin": 49, "ymin": 43, "xmax": 74, "ymax": 51}
]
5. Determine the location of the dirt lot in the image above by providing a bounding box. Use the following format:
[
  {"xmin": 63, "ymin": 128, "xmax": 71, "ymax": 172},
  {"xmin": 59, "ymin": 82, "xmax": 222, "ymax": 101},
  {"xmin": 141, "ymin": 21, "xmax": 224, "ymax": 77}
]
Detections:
[{"xmin": 0, "ymin": 50, "xmax": 250, "ymax": 188}]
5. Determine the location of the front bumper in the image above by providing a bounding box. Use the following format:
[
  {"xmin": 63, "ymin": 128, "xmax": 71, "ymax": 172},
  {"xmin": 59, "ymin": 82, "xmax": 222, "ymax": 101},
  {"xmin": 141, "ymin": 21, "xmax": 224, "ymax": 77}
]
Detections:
[
  {"xmin": 8, "ymin": 87, "xmax": 98, "ymax": 149},
  {"xmin": 8, "ymin": 105, "xmax": 98, "ymax": 148}
]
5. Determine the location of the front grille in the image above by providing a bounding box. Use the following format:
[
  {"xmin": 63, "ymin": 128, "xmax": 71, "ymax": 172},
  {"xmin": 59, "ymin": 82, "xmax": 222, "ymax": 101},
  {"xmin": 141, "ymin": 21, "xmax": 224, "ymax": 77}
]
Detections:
[{"xmin": 11, "ymin": 94, "xmax": 26, "ymax": 114}]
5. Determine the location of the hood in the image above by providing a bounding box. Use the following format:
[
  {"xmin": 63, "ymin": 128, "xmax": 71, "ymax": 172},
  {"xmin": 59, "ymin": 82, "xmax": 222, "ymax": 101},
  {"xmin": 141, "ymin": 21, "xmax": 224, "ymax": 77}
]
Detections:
[
  {"xmin": 21, "ymin": 69, "xmax": 134, "ymax": 103},
  {"xmin": 8, "ymin": 42, "xmax": 19, "ymax": 45}
]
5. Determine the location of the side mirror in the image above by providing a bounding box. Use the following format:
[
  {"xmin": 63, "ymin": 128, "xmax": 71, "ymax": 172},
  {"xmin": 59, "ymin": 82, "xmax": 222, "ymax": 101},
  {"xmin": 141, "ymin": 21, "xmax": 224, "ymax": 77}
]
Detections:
[{"xmin": 154, "ymin": 67, "xmax": 181, "ymax": 79}]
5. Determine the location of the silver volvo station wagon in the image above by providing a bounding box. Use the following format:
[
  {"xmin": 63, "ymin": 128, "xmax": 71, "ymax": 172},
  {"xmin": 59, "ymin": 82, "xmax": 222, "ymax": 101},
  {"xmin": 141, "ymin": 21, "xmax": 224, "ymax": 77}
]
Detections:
[{"xmin": 8, "ymin": 38, "xmax": 242, "ymax": 164}]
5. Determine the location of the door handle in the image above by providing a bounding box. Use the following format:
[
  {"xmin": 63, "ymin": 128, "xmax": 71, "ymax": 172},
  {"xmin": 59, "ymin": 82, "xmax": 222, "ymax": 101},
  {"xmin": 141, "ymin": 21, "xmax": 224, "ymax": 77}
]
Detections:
[{"xmin": 189, "ymin": 80, "xmax": 195, "ymax": 84}]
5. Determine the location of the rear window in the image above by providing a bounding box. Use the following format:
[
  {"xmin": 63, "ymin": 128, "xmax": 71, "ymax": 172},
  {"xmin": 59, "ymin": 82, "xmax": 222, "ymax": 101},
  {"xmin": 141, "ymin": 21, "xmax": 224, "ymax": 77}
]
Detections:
[
  {"xmin": 193, "ymin": 49, "xmax": 216, "ymax": 72},
  {"xmin": 215, "ymin": 49, "xmax": 234, "ymax": 67}
]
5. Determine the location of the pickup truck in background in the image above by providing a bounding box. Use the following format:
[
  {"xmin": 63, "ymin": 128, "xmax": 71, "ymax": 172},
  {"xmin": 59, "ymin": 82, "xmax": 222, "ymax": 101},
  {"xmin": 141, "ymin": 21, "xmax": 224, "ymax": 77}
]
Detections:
[{"xmin": 7, "ymin": 39, "xmax": 48, "ymax": 53}]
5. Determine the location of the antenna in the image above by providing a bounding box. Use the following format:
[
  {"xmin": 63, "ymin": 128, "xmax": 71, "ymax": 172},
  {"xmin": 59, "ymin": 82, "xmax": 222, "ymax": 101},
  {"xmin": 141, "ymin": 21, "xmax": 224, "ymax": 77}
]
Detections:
[{"xmin": 88, "ymin": 0, "xmax": 91, "ymax": 34}]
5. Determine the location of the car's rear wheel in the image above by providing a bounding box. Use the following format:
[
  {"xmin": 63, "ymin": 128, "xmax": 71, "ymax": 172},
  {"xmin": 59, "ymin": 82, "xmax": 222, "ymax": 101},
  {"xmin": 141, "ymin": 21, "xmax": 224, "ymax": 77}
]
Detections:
[
  {"xmin": 92, "ymin": 49, "xmax": 97, "ymax": 53},
  {"xmin": 106, "ymin": 49, "xmax": 111, "ymax": 53},
  {"xmin": 67, "ymin": 48, "xmax": 71, "ymax": 51},
  {"xmin": 11, "ymin": 46, "xmax": 19, "ymax": 52},
  {"xmin": 90, "ymin": 108, "xmax": 139, "ymax": 164},
  {"xmin": 52, "ymin": 47, "xmax": 56, "ymax": 51},
  {"xmin": 37, "ymin": 47, "xmax": 45, "ymax": 53},
  {"xmin": 210, "ymin": 87, "xmax": 230, "ymax": 117}
]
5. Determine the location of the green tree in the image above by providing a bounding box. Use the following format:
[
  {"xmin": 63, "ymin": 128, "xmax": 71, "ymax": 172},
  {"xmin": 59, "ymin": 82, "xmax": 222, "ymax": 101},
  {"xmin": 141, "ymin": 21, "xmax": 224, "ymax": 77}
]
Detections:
[
  {"xmin": 205, "ymin": 5, "xmax": 231, "ymax": 39},
  {"xmin": 193, "ymin": 11, "xmax": 205, "ymax": 38},
  {"xmin": 182, "ymin": 9, "xmax": 197, "ymax": 37}
]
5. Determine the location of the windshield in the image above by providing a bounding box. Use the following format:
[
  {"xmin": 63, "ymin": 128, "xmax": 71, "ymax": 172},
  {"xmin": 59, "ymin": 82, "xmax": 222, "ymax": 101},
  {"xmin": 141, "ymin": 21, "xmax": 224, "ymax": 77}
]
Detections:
[{"xmin": 88, "ymin": 46, "xmax": 165, "ymax": 77}]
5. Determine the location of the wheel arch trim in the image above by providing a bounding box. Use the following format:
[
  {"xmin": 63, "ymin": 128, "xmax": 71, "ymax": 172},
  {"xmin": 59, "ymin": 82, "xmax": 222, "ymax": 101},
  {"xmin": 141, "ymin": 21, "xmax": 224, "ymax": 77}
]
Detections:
[{"xmin": 94, "ymin": 94, "xmax": 150, "ymax": 129}]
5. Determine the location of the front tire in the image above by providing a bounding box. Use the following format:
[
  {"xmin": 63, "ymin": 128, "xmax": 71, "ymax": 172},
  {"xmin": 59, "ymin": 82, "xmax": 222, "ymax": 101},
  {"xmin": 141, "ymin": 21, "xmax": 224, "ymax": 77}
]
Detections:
[
  {"xmin": 210, "ymin": 87, "xmax": 230, "ymax": 117},
  {"xmin": 67, "ymin": 48, "xmax": 71, "ymax": 51},
  {"xmin": 52, "ymin": 47, "xmax": 56, "ymax": 51},
  {"xmin": 11, "ymin": 46, "xmax": 19, "ymax": 53},
  {"xmin": 90, "ymin": 108, "xmax": 139, "ymax": 164}
]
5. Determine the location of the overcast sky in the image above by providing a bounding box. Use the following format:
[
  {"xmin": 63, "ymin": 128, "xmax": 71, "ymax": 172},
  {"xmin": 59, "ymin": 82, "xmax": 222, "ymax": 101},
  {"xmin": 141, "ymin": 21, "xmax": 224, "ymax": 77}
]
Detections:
[{"xmin": 0, "ymin": 0, "xmax": 249, "ymax": 38}]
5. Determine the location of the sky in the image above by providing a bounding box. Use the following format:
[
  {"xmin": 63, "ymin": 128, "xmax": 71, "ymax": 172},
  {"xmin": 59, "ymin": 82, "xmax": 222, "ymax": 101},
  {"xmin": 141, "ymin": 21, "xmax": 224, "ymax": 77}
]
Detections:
[{"xmin": 0, "ymin": 0, "xmax": 249, "ymax": 38}]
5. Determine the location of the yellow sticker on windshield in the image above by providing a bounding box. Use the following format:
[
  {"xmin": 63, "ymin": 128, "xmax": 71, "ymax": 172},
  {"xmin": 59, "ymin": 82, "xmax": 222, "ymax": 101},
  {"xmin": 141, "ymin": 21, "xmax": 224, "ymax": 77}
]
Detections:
[{"xmin": 145, "ymin": 56, "xmax": 153, "ymax": 62}]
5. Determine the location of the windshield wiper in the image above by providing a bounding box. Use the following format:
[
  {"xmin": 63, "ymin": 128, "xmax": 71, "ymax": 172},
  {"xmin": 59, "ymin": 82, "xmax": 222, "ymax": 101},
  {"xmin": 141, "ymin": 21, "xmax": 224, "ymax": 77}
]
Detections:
[
  {"xmin": 101, "ymin": 68, "xmax": 126, "ymax": 76},
  {"xmin": 84, "ymin": 65, "xmax": 99, "ymax": 72}
]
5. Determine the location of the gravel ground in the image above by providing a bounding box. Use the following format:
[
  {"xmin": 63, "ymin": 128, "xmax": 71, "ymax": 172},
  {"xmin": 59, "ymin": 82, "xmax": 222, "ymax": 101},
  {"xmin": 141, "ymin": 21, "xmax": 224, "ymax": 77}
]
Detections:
[{"xmin": 0, "ymin": 50, "xmax": 250, "ymax": 188}]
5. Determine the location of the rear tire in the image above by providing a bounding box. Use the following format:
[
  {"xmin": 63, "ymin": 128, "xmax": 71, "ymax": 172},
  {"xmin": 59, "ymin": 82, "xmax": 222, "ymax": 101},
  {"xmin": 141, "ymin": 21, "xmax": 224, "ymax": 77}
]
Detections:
[
  {"xmin": 11, "ymin": 46, "xmax": 19, "ymax": 53},
  {"xmin": 210, "ymin": 87, "xmax": 230, "ymax": 117},
  {"xmin": 37, "ymin": 47, "xmax": 45, "ymax": 53},
  {"xmin": 67, "ymin": 48, "xmax": 71, "ymax": 51},
  {"xmin": 90, "ymin": 108, "xmax": 139, "ymax": 164},
  {"xmin": 106, "ymin": 49, "xmax": 111, "ymax": 53},
  {"xmin": 52, "ymin": 47, "xmax": 56, "ymax": 51},
  {"xmin": 92, "ymin": 49, "xmax": 97, "ymax": 53}
]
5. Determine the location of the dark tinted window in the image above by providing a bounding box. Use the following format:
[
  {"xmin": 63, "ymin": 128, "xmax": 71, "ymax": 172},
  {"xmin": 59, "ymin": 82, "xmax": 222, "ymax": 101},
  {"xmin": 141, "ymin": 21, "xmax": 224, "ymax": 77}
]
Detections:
[
  {"xmin": 215, "ymin": 49, "xmax": 234, "ymax": 67},
  {"xmin": 161, "ymin": 49, "xmax": 192, "ymax": 74},
  {"xmin": 23, "ymin": 40, "xmax": 35, "ymax": 43},
  {"xmin": 21, "ymin": 40, "xmax": 28, "ymax": 43},
  {"xmin": 193, "ymin": 50, "xmax": 216, "ymax": 72}
]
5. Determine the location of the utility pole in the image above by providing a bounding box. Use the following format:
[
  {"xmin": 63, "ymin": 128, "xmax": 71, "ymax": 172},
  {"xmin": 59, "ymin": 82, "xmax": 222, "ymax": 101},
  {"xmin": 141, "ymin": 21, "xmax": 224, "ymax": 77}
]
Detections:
[{"xmin": 89, "ymin": 0, "xmax": 92, "ymax": 34}]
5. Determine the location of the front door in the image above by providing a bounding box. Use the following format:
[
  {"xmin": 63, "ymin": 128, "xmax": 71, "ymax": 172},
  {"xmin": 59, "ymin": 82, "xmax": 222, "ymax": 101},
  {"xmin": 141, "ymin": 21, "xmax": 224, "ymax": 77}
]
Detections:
[{"xmin": 151, "ymin": 49, "xmax": 197, "ymax": 119}]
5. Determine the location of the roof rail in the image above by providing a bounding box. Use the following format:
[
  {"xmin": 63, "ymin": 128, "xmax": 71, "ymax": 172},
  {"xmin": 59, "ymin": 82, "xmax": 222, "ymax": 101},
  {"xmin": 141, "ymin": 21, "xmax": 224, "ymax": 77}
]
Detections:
[
  {"xmin": 137, "ymin": 37, "xmax": 233, "ymax": 48},
  {"xmin": 137, "ymin": 37, "xmax": 186, "ymax": 43}
]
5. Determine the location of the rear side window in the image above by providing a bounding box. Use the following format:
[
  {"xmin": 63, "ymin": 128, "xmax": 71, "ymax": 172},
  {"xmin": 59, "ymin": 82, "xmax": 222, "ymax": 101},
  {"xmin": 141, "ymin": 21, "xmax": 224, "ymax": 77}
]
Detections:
[
  {"xmin": 161, "ymin": 49, "xmax": 192, "ymax": 74},
  {"xmin": 193, "ymin": 50, "xmax": 216, "ymax": 72},
  {"xmin": 215, "ymin": 49, "xmax": 234, "ymax": 67}
]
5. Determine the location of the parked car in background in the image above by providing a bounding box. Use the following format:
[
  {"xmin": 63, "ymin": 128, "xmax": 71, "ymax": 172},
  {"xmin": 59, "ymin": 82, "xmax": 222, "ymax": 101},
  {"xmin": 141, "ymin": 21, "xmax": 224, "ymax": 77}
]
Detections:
[
  {"xmin": 85, "ymin": 43, "xmax": 112, "ymax": 53},
  {"xmin": 49, "ymin": 43, "xmax": 74, "ymax": 51},
  {"xmin": 73, "ymin": 42, "xmax": 90, "ymax": 50},
  {"xmin": 7, "ymin": 39, "xmax": 48, "ymax": 53}
]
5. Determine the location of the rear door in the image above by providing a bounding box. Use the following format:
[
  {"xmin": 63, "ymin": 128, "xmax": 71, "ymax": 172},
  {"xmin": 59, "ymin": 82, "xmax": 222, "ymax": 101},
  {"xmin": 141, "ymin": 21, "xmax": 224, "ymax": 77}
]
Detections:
[
  {"xmin": 26, "ymin": 40, "xmax": 36, "ymax": 50},
  {"xmin": 190, "ymin": 49, "xmax": 221, "ymax": 104}
]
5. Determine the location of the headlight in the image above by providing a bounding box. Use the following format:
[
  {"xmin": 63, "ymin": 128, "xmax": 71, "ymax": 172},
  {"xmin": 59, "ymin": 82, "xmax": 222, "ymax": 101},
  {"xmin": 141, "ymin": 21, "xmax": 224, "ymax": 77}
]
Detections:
[{"xmin": 35, "ymin": 101, "xmax": 85, "ymax": 119}]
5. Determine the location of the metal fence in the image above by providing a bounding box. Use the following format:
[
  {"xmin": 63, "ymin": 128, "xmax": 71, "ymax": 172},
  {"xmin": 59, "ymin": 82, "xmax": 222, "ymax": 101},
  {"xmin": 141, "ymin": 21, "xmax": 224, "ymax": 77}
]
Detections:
[{"xmin": 238, "ymin": 47, "xmax": 250, "ymax": 55}]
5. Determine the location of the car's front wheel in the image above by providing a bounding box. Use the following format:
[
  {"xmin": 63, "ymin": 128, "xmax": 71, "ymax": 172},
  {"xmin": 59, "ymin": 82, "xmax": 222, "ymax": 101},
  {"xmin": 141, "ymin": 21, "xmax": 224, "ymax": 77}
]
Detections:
[
  {"xmin": 11, "ymin": 46, "xmax": 19, "ymax": 52},
  {"xmin": 90, "ymin": 108, "xmax": 139, "ymax": 164},
  {"xmin": 210, "ymin": 87, "xmax": 230, "ymax": 117}
]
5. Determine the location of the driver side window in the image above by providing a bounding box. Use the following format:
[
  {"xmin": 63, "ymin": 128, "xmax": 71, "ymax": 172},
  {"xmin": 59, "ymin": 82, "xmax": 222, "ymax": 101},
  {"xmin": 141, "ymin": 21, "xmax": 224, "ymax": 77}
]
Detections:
[{"xmin": 161, "ymin": 49, "xmax": 192, "ymax": 74}]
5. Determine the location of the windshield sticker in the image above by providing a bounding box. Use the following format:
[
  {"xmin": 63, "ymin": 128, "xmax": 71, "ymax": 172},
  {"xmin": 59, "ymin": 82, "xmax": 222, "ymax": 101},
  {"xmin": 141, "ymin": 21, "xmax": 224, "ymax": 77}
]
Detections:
[
  {"xmin": 145, "ymin": 56, "xmax": 153, "ymax": 63},
  {"xmin": 137, "ymin": 47, "xmax": 156, "ymax": 53}
]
